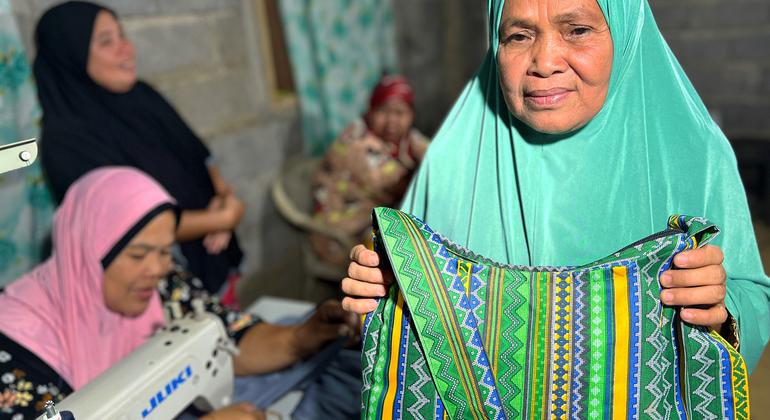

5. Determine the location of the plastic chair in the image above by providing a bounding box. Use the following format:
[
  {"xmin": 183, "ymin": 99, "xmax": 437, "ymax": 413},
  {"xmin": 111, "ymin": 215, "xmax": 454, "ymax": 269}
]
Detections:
[{"xmin": 270, "ymin": 156, "xmax": 354, "ymax": 296}]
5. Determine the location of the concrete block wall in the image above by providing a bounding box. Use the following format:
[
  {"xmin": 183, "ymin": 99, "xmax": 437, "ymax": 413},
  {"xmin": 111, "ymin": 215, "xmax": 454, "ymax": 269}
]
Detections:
[
  {"xmin": 392, "ymin": 0, "xmax": 488, "ymax": 136},
  {"xmin": 10, "ymin": 0, "xmax": 306, "ymax": 294},
  {"xmin": 650, "ymin": 0, "xmax": 770, "ymax": 139}
]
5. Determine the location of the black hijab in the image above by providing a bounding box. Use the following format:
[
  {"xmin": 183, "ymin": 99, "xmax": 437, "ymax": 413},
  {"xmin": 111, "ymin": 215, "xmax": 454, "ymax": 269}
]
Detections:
[{"xmin": 34, "ymin": 1, "xmax": 242, "ymax": 292}]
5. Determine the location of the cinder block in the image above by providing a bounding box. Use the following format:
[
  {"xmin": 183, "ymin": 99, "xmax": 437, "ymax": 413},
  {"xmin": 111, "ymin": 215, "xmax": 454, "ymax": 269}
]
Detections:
[
  {"xmin": 212, "ymin": 11, "xmax": 247, "ymax": 67},
  {"xmin": 652, "ymin": 1, "xmax": 770, "ymax": 30},
  {"xmin": 208, "ymin": 119, "xmax": 300, "ymax": 182},
  {"xmin": 762, "ymin": 67, "xmax": 770, "ymax": 94},
  {"xmin": 731, "ymin": 32, "xmax": 770, "ymax": 62},
  {"xmin": 667, "ymin": 36, "xmax": 733, "ymax": 65},
  {"xmin": 152, "ymin": 69, "xmax": 259, "ymax": 138},
  {"xmin": 648, "ymin": 3, "xmax": 690, "ymax": 30},
  {"xmin": 32, "ymin": 0, "xmax": 159, "ymax": 17},
  {"xmin": 686, "ymin": 64, "xmax": 762, "ymax": 98},
  {"xmin": 126, "ymin": 16, "xmax": 217, "ymax": 77},
  {"xmin": 722, "ymin": 104, "xmax": 770, "ymax": 138},
  {"xmin": 157, "ymin": 0, "xmax": 233, "ymax": 14}
]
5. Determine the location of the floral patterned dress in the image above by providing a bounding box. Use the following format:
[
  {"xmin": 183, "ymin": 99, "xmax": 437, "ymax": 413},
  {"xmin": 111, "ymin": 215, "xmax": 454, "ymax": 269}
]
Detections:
[
  {"xmin": 0, "ymin": 335, "xmax": 70, "ymax": 419},
  {"xmin": 310, "ymin": 118, "xmax": 429, "ymax": 267},
  {"xmin": 0, "ymin": 264, "xmax": 259, "ymax": 418}
]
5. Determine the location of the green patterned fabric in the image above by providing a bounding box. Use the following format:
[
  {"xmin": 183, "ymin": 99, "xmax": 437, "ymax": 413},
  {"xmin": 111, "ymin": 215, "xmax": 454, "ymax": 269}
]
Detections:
[
  {"xmin": 363, "ymin": 207, "xmax": 750, "ymax": 420},
  {"xmin": 400, "ymin": 0, "xmax": 770, "ymax": 372},
  {"xmin": 0, "ymin": 0, "xmax": 54, "ymax": 286},
  {"xmin": 278, "ymin": 0, "xmax": 398, "ymax": 156}
]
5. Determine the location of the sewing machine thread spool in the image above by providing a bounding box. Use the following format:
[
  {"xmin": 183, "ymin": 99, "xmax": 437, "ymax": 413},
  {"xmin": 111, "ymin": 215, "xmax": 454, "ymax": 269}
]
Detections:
[
  {"xmin": 191, "ymin": 298, "xmax": 205, "ymax": 318},
  {"xmin": 43, "ymin": 401, "xmax": 61, "ymax": 420},
  {"xmin": 165, "ymin": 301, "xmax": 183, "ymax": 320}
]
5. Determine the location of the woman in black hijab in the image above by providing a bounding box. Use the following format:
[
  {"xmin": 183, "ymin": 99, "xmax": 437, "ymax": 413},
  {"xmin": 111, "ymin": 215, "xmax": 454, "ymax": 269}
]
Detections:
[{"xmin": 34, "ymin": 1, "xmax": 244, "ymax": 295}]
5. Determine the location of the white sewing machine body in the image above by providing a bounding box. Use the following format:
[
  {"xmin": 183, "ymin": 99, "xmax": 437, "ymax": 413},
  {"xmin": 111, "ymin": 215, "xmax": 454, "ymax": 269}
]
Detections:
[
  {"xmin": 0, "ymin": 138, "xmax": 37, "ymax": 174},
  {"xmin": 37, "ymin": 311, "xmax": 236, "ymax": 420}
]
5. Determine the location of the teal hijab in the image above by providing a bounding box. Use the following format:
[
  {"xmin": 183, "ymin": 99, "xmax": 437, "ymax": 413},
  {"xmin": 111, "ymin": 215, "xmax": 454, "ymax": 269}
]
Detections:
[{"xmin": 401, "ymin": 0, "xmax": 770, "ymax": 372}]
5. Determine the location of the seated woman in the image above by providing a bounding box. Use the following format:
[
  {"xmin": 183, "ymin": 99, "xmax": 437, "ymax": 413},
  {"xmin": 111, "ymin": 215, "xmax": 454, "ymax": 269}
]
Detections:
[
  {"xmin": 0, "ymin": 167, "xmax": 359, "ymax": 419},
  {"xmin": 311, "ymin": 75, "xmax": 429, "ymax": 267},
  {"xmin": 34, "ymin": 1, "xmax": 243, "ymax": 298}
]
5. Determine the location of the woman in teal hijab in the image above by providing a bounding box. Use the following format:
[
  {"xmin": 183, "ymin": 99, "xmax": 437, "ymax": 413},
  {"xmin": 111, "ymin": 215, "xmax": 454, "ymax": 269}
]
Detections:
[{"xmin": 342, "ymin": 0, "xmax": 770, "ymax": 372}]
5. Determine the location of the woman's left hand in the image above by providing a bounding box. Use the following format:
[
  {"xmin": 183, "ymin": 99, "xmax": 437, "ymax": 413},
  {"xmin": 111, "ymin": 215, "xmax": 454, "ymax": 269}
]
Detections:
[
  {"xmin": 660, "ymin": 245, "xmax": 727, "ymax": 330},
  {"xmin": 204, "ymin": 230, "xmax": 232, "ymax": 254}
]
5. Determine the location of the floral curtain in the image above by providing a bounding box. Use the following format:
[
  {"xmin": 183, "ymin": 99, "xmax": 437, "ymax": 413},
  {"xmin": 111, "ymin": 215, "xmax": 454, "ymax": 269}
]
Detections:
[
  {"xmin": 278, "ymin": 0, "xmax": 398, "ymax": 156},
  {"xmin": 0, "ymin": 0, "xmax": 54, "ymax": 287}
]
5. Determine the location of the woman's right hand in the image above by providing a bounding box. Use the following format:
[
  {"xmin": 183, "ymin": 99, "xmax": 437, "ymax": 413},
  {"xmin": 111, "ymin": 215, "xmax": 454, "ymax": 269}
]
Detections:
[
  {"xmin": 219, "ymin": 193, "xmax": 245, "ymax": 229},
  {"xmin": 203, "ymin": 230, "xmax": 232, "ymax": 254},
  {"xmin": 200, "ymin": 402, "xmax": 265, "ymax": 420},
  {"xmin": 341, "ymin": 244, "xmax": 393, "ymax": 314}
]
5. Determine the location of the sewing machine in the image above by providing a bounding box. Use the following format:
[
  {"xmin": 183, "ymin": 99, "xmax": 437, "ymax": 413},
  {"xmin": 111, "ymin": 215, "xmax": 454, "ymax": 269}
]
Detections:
[
  {"xmin": 36, "ymin": 302, "xmax": 238, "ymax": 420},
  {"xmin": 1, "ymin": 143, "xmax": 304, "ymax": 419},
  {"xmin": 0, "ymin": 138, "xmax": 37, "ymax": 173}
]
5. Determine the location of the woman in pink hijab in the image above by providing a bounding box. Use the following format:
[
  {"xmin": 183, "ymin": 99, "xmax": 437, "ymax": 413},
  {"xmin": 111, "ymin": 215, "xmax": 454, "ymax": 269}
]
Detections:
[{"xmin": 0, "ymin": 167, "xmax": 357, "ymax": 419}]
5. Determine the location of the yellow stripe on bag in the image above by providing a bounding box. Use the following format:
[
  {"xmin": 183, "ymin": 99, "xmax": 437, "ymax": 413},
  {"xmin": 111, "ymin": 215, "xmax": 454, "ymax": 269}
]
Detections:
[
  {"xmin": 382, "ymin": 292, "xmax": 406, "ymax": 418},
  {"xmin": 612, "ymin": 266, "xmax": 630, "ymax": 420}
]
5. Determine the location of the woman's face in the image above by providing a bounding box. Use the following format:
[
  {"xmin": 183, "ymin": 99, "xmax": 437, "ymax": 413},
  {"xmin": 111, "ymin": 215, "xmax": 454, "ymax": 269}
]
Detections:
[
  {"xmin": 497, "ymin": 0, "xmax": 613, "ymax": 134},
  {"xmin": 367, "ymin": 99, "xmax": 415, "ymax": 144},
  {"xmin": 103, "ymin": 210, "xmax": 175, "ymax": 317},
  {"xmin": 87, "ymin": 10, "xmax": 137, "ymax": 93}
]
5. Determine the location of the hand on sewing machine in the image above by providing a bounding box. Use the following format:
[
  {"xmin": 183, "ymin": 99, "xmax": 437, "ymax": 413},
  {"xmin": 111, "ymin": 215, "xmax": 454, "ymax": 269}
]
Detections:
[
  {"xmin": 291, "ymin": 299, "xmax": 360, "ymax": 359},
  {"xmin": 232, "ymin": 300, "xmax": 358, "ymax": 376},
  {"xmin": 341, "ymin": 244, "xmax": 394, "ymax": 314},
  {"xmin": 201, "ymin": 402, "xmax": 265, "ymax": 420}
]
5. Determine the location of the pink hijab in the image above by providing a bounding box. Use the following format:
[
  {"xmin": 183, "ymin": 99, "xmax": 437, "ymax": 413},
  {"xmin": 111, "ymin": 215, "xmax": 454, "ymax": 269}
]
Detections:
[{"xmin": 0, "ymin": 167, "xmax": 173, "ymax": 389}]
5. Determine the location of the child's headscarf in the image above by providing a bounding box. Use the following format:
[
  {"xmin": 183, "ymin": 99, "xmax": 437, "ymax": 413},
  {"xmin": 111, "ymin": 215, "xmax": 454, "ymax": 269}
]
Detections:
[{"xmin": 368, "ymin": 74, "xmax": 415, "ymax": 111}]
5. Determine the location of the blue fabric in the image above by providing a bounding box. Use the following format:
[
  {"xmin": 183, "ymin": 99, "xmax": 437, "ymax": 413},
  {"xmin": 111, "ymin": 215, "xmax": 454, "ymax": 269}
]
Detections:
[{"xmin": 232, "ymin": 344, "xmax": 360, "ymax": 419}]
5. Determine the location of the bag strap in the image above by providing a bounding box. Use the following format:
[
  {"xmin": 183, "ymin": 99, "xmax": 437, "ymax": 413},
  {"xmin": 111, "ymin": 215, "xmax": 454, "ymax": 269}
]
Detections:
[
  {"xmin": 372, "ymin": 207, "xmax": 505, "ymax": 419},
  {"xmin": 666, "ymin": 214, "xmax": 719, "ymax": 250}
]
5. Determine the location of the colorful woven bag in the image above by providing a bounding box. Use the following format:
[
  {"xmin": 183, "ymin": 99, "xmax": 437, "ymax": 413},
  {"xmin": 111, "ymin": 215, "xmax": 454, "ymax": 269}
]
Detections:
[{"xmin": 361, "ymin": 207, "xmax": 749, "ymax": 419}]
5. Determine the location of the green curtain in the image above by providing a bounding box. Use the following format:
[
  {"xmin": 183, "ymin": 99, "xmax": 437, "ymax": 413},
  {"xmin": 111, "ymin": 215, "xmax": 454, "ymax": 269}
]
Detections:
[
  {"xmin": 0, "ymin": 0, "xmax": 54, "ymax": 287},
  {"xmin": 278, "ymin": 0, "xmax": 398, "ymax": 156}
]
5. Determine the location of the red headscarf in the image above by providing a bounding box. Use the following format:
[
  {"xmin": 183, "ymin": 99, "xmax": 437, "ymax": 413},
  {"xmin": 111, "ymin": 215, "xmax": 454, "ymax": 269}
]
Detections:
[
  {"xmin": 0, "ymin": 167, "xmax": 173, "ymax": 389},
  {"xmin": 368, "ymin": 74, "xmax": 415, "ymax": 111}
]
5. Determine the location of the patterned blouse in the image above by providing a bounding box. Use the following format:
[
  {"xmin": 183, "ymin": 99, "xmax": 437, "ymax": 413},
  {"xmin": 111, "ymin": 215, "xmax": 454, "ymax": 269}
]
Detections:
[
  {"xmin": 310, "ymin": 118, "xmax": 429, "ymax": 266},
  {"xmin": 0, "ymin": 264, "xmax": 259, "ymax": 418}
]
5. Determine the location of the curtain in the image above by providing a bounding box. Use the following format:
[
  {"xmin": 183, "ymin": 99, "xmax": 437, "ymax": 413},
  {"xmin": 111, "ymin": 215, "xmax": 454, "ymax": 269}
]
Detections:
[
  {"xmin": 278, "ymin": 0, "xmax": 398, "ymax": 155},
  {"xmin": 0, "ymin": 0, "xmax": 54, "ymax": 286}
]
